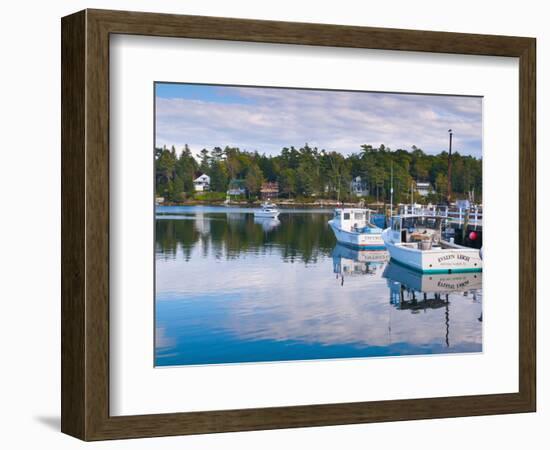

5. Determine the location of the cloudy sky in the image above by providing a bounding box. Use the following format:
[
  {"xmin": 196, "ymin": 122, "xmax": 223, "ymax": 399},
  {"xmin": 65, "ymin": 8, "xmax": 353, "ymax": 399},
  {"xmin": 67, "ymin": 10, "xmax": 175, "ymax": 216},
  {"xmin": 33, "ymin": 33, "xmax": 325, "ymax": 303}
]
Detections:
[{"xmin": 155, "ymin": 83, "xmax": 483, "ymax": 158}]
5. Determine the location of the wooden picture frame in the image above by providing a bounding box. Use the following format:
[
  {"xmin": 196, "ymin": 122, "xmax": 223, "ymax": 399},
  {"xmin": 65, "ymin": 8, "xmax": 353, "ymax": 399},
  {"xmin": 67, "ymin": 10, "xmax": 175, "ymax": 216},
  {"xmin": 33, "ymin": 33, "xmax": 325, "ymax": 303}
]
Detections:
[{"xmin": 61, "ymin": 9, "xmax": 536, "ymax": 441}]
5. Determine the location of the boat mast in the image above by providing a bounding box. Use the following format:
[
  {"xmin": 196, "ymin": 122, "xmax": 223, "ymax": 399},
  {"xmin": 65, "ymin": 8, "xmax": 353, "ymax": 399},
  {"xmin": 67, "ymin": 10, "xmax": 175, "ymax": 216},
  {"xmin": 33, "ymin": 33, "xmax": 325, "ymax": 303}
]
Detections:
[
  {"xmin": 447, "ymin": 129, "xmax": 453, "ymax": 205},
  {"xmin": 389, "ymin": 161, "xmax": 393, "ymax": 223}
]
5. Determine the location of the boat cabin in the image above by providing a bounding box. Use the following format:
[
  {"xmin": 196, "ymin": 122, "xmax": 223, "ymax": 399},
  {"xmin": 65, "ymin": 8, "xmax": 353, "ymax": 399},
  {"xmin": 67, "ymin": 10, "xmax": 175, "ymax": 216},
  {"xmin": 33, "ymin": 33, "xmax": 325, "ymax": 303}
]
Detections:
[
  {"xmin": 333, "ymin": 208, "xmax": 377, "ymax": 233},
  {"xmin": 261, "ymin": 201, "xmax": 277, "ymax": 210}
]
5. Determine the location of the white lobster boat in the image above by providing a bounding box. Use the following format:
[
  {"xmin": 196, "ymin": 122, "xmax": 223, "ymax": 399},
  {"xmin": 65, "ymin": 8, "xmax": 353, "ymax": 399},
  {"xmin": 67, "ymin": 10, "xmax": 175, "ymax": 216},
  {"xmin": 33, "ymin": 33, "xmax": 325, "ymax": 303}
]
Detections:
[
  {"xmin": 254, "ymin": 201, "xmax": 280, "ymax": 219},
  {"xmin": 382, "ymin": 214, "xmax": 482, "ymax": 274},
  {"xmin": 328, "ymin": 208, "xmax": 385, "ymax": 250}
]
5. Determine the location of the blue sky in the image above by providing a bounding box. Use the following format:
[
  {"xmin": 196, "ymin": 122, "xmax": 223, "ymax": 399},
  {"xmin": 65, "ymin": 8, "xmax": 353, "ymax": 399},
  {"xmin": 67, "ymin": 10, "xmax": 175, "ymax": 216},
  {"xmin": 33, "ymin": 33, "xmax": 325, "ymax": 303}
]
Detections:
[{"xmin": 155, "ymin": 83, "xmax": 482, "ymax": 158}]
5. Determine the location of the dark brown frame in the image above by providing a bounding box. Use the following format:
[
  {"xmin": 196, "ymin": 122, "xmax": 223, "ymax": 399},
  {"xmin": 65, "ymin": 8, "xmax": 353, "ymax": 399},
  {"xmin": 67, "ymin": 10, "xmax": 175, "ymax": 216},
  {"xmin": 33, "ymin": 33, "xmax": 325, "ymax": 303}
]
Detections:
[{"xmin": 61, "ymin": 9, "xmax": 536, "ymax": 441}]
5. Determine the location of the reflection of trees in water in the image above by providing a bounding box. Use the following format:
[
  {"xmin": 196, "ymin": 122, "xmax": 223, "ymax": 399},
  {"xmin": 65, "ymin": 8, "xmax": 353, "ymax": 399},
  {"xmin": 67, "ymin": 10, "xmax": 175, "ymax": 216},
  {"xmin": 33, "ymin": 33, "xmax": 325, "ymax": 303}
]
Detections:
[
  {"xmin": 155, "ymin": 213, "xmax": 335, "ymax": 264},
  {"xmin": 155, "ymin": 218, "xmax": 200, "ymax": 261}
]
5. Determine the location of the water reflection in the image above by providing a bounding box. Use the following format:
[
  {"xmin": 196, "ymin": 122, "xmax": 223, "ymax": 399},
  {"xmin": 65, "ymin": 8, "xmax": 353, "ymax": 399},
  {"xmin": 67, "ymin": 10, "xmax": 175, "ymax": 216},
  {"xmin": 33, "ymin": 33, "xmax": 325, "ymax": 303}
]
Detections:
[
  {"xmin": 254, "ymin": 217, "xmax": 281, "ymax": 232},
  {"xmin": 155, "ymin": 207, "xmax": 482, "ymax": 366},
  {"xmin": 332, "ymin": 244, "xmax": 388, "ymax": 286},
  {"xmin": 383, "ymin": 262, "xmax": 482, "ymax": 299},
  {"xmin": 156, "ymin": 207, "xmax": 334, "ymax": 264},
  {"xmin": 383, "ymin": 262, "xmax": 483, "ymax": 347}
]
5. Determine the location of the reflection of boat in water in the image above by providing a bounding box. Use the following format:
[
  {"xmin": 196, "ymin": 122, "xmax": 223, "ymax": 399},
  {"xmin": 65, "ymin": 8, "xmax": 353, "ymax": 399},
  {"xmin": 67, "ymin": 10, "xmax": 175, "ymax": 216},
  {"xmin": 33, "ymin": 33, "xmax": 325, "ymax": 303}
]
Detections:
[
  {"xmin": 382, "ymin": 213, "xmax": 482, "ymax": 273},
  {"xmin": 383, "ymin": 261, "xmax": 482, "ymax": 293},
  {"xmin": 383, "ymin": 260, "xmax": 482, "ymax": 311},
  {"xmin": 254, "ymin": 216, "xmax": 281, "ymax": 232},
  {"xmin": 254, "ymin": 201, "xmax": 280, "ymax": 218},
  {"xmin": 383, "ymin": 260, "xmax": 483, "ymax": 347},
  {"xmin": 328, "ymin": 208, "xmax": 385, "ymax": 249},
  {"xmin": 332, "ymin": 243, "xmax": 388, "ymax": 280}
]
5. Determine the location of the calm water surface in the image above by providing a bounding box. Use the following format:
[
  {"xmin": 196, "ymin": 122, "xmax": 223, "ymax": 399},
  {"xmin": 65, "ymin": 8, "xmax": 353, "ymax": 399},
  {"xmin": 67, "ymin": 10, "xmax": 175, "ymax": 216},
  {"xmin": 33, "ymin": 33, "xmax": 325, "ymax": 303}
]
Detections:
[{"xmin": 155, "ymin": 206, "xmax": 482, "ymax": 366}]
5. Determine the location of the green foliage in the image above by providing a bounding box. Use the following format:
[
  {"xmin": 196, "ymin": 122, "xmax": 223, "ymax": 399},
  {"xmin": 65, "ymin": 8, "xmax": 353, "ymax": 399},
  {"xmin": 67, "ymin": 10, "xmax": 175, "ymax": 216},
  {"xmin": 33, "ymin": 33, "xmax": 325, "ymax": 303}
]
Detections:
[
  {"xmin": 198, "ymin": 148, "xmax": 210, "ymax": 174},
  {"xmin": 228, "ymin": 193, "xmax": 247, "ymax": 202},
  {"xmin": 210, "ymin": 161, "xmax": 229, "ymax": 192},
  {"xmin": 245, "ymin": 164, "xmax": 264, "ymax": 196},
  {"xmin": 155, "ymin": 144, "xmax": 198, "ymax": 201},
  {"xmin": 155, "ymin": 143, "xmax": 482, "ymax": 204},
  {"xmin": 193, "ymin": 191, "xmax": 227, "ymax": 202},
  {"xmin": 279, "ymin": 168, "xmax": 296, "ymax": 198}
]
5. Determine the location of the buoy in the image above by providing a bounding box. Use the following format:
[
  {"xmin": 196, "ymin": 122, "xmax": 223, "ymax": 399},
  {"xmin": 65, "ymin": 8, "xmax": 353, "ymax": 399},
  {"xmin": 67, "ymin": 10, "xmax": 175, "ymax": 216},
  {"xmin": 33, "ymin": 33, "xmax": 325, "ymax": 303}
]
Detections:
[{"xmin": 469, "ymin": 231, "xmax": 478, "ymax": 241}]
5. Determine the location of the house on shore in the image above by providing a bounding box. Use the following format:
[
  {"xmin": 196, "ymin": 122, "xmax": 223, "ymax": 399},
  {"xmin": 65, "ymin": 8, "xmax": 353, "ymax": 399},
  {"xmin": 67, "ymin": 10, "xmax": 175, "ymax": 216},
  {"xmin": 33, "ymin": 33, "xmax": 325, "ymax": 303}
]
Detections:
[
  {"xmin": 350, "ymin": 176, "xmax": 369, "ymax": 197},
  {"xmin": 193, "ymin": 173, "xmax": 211, "ymax": 192},
  {"xmin": 227, "ymin": 179, "xmax": 247, "ymax": 196},
  {"xmin": 415, "ymin": 181, "xmax": 432, "ymax": 196},
  {"xmin": 260, "ymin": 181, "xmax": 279, "ymax": 200}
]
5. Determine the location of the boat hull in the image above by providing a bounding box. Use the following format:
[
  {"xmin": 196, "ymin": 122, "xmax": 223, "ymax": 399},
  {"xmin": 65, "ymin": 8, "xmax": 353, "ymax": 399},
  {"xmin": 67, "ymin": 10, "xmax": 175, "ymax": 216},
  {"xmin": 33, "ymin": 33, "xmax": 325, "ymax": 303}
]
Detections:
[
  {"xmin": 254, "ymin": 211, "xmax": 279, "ymax": 218},
  {"xmin": 382, "ymin": 229, "xmax": 482, "ymax": 273},
  {"xmin": 329, "ymin": 220, "xmax": 385, "ymax": 250}
]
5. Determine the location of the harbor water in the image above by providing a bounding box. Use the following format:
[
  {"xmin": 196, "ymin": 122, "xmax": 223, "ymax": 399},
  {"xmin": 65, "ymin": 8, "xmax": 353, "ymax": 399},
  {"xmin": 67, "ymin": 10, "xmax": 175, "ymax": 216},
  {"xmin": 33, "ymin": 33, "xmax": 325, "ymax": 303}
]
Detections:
[{"xmin": 155, "ymin": 206, "xmax": 482, "ymax": 366}]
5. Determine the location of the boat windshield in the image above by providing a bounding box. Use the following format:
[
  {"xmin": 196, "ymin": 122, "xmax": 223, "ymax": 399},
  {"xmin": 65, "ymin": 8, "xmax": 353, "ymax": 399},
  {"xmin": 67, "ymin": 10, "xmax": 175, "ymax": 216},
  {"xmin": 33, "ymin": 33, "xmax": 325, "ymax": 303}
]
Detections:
[
  {"xmin": 335, "ymin": 209, "xmax": 372, "ymax": 222},
  {"xmin": 392, "ymin": 219, "xmax": 400, "ymax": 231},
  {"xmin": 402, "ymin": 216, "xmax": 442, "ymax": 230}
]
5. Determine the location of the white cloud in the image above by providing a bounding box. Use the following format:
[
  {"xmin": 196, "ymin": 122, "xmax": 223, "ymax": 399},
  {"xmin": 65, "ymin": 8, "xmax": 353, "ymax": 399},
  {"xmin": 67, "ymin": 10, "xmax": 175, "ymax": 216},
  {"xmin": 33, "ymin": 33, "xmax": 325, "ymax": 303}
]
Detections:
[{"xmin": 156, "ymin": 86, "xmax": 482, "ymax": 158}]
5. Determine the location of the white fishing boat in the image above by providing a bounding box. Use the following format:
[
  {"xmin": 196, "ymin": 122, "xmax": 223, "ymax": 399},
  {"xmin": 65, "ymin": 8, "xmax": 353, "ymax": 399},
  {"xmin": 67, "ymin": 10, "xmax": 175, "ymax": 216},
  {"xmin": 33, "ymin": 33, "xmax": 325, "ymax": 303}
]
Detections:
[
  {"xmin": 328, "ymin": 208, "xmax": 385, "ymax": 249},
  {"xmin": 382, "ymin": 214, "xmax": 482, "ymax": 273},
  {"xmin": 254, "ymin": 201, "xmax": 280, "ymax": 219}
]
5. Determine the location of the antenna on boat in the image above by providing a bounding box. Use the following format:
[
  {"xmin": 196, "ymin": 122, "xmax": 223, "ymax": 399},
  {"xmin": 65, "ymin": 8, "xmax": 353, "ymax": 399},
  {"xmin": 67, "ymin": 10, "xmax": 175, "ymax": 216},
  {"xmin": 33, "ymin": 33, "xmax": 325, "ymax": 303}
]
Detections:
[
  {"xmin": 447, "ymin": 129, "xmax": 453, "ymax": 205},
  {"xmin": 389, "ymin": 161, "xmax": 393, "ymax": 224}
]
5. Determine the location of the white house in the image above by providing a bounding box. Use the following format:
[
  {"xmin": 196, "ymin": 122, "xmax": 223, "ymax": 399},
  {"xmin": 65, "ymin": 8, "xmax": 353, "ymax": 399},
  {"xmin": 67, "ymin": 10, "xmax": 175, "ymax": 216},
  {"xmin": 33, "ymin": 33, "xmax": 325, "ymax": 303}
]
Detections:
[
  {"xmin": 350, "ymin": 176, "xmax": 369, "ymax": 197},
  {"xmin": 193, "ymin": 174, "xmax": 210, "ymax": 192},
  {"xmin": 416, "ymin": 181, "xmax": 432, "ymax": 196}
]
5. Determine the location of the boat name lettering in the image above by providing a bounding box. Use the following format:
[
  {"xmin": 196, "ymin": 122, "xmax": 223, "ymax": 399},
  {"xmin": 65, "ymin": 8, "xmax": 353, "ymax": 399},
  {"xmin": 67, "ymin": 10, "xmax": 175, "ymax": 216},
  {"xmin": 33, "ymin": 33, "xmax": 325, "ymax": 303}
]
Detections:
[
  {"xmin": 437, "ymin": 253, "xmax": 471, "ymax": 263},
  {"xmin": 437, "ymin": 280, "xmax": 470, "ymax": 289}
]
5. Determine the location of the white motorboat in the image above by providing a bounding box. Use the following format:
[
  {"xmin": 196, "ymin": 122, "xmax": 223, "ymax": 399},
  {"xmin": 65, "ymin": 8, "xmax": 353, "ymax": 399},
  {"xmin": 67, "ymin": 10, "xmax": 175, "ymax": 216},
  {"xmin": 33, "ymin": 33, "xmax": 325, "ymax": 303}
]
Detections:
[
  {"xmin": 382, "ymin": 214, "xmax": 482, "ymax": 273},
  {"xmin": 328, "ymin": 208, "xmax": 385, "ymax": 249},
  {"xmin": 254, "ymin": 201, "xmax": 280, "ymax": 219}
]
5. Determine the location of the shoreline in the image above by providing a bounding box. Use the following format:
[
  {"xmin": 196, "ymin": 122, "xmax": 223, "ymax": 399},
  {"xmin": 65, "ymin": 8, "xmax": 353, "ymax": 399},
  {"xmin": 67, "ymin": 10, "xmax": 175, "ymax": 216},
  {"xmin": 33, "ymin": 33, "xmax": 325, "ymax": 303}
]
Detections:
[{"xmin": 156, "ymin": 200, "xmax": 388, "ymax": 210}]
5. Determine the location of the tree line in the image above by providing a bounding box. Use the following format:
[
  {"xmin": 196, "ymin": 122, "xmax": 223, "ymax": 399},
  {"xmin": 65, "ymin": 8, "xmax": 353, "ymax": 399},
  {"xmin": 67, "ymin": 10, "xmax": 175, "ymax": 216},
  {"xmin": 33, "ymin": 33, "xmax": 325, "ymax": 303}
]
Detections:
[{"xmin": 155, "ymin": 143, "xmax": 482, "ymax": 204}]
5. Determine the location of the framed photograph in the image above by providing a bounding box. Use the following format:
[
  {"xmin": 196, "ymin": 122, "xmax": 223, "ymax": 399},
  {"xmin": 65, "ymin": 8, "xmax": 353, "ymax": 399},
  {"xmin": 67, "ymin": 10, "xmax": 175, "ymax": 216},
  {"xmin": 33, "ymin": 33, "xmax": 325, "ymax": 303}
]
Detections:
[{"xmin": 61, "ymin": 9, "xmax": 536, "ymax": 440}]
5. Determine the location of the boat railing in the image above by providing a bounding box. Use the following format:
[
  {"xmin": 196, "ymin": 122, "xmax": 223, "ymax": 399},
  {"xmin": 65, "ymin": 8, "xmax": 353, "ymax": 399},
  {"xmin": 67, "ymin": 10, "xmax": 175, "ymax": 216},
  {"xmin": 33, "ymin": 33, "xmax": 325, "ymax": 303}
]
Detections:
[
  {"xmin": 261, "ymin": 202, "xmax": 277, "ymax": 209},
  {"xmin": 398, "ymin": 204, "xmax": 482, "ymax": 229}
]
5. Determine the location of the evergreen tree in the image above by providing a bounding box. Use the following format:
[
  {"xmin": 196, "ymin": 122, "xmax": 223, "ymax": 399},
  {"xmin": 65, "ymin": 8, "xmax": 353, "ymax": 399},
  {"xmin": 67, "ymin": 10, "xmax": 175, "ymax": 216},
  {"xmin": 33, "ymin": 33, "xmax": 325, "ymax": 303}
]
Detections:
[
  {"xmin": 198, "ymin": 148, "xmax": 210, "ymax": 174},
  {"xmin": 280, "ymin": 168, "xmax": 296, "ymax": 198},
  {"xmin": 245, "ymin": 164, "xmax": 264, "ymax": 197}
]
